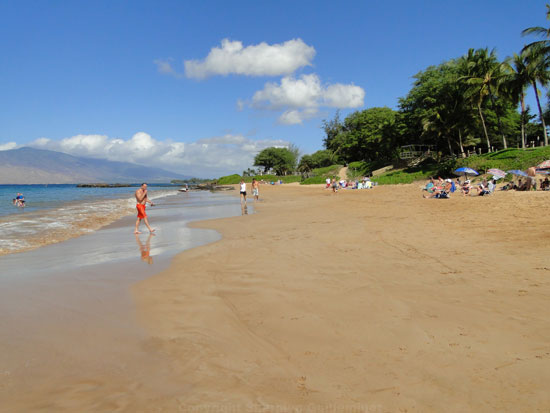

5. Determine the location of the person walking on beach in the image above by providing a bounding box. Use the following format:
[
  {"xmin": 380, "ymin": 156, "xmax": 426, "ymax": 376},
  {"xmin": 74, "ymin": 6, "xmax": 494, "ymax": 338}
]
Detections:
[
  {"xmin": 251, "ymin": 178, "xmax": 259, "ymax": 202},
  {"xmin": 134, "ymin": 183, "xmax": 155, "ymax": 234},
  {"xmin": 240, "ymin": 179, "xmax": 247, "ymax": 205}
]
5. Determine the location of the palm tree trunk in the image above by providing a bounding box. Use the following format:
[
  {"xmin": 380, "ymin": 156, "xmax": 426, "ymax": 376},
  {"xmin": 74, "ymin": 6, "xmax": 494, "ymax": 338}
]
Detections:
[
  {"xmin": 458, "ymin": 129, "xmax": 466, "ymax": 158},
  {"xmin": 532, "ymin": 81, "xmax": 549, "ymax": 146},
  {"xmin": 488, "ymin": 87, "xmax": 507, "ymax": 149},
  {"xmin": 478, "ymin": 103, "xmax": 491, "ymax": 152},
  {"xmin": 446, "ymin": 135, "xmax": 453, "ymax": 155},
  {"xmin": 520, "ymin": 93, "xmax": 526, "ymax": 149}
]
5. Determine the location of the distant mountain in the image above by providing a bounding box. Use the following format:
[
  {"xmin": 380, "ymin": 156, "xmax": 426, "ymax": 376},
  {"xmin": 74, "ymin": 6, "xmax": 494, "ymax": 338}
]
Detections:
[{"xmin": 0, "ymin": 147, "xmax": 190, "ymax": 184}]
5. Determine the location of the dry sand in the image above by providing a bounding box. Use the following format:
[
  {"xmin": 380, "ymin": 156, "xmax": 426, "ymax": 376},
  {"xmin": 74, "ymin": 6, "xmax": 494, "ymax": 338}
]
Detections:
[{"xmin": 133, "ymin": 184, "xmax": 550, "ymax": 412}]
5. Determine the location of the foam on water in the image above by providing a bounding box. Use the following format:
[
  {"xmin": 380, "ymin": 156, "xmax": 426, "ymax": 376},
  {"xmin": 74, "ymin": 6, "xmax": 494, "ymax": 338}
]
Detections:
[{"xmin": 0, "ymin": 187, "xmax": 178, "ymax": 255}]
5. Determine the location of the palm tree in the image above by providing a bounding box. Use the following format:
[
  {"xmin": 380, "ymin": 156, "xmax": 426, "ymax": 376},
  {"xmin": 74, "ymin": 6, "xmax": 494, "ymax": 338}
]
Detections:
[
  {"xmin": 502, "ymin": 53, "xmax": 530, "ymax": 148},
  {"xmin": 460, "ymin": 49, "xmax": 497, "ymax": 151},
  {"xmin": 522, "ymin": 4, "xmax": 550, "ymax": 146},
  {"xmin": 522, "ymin": 4, "xmax": 550, "ymax": 54},
  {"xmin": 524, "ymin": 44, "xmax": 550, "ymax": 146}
]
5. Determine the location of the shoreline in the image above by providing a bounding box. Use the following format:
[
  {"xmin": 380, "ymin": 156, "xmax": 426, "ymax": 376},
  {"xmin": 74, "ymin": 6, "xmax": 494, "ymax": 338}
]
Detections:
[
  {"xmin": 0, "ymin": 186, "xmax": 181, "ymax": 256},
  {"xmin": 0, "ymin": 190, "xmax": 246, "ymax": 411},
  {"xmin": 133, "ymin": 183, "xmax": 550, "ymax": 411}
]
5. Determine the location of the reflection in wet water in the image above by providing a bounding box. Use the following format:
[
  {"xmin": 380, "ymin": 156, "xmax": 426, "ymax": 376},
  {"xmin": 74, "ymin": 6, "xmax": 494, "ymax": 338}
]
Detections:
[
  {"xmin": 135, "ymin": 233, "xmax": 155, "ymax": 264},
  {"xmin": 241, "ymin": 204, "xmax": 248, "ymax": 215}
]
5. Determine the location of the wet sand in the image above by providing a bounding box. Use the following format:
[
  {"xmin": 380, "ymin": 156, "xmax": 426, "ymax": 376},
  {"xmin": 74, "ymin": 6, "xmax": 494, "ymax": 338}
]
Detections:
[
  {"xmin": 0, "ymin": 191, "xmax": 245, "ymax": 411},
  {"xmin": 134, "ymin": 184, "xmax": 550, "ymax": 412}
]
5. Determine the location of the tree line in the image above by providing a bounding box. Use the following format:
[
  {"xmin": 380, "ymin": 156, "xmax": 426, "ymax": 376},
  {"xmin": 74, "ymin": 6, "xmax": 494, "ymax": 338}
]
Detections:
[{"xmin": 252, "ymin": 5, "xmax": 550, "ymax": 176}]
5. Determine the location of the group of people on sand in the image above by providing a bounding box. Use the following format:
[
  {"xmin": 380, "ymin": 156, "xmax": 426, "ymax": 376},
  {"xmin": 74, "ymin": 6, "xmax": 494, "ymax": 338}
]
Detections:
[
  {"xmin": 501, "ymin": 176, "xmax": 550, "ymax": 191},
  {"xmin": 12, "ymin": 193, "xmax": 25, "ymax": 207},
  {"xmin": 423, "ymin": 174, "xmax": 550, "ymax": 198},
  {"xmin": 423, "ymin": 176, "xmax": 496, "ymax": 199},
  {"xmin": 326, "ymin": 177, "xmax": 376, "ymax": 192}
]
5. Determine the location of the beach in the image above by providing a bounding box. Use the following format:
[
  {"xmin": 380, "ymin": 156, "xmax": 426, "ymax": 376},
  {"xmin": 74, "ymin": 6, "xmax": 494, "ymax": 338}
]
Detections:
[
  {"xmin": 135, "ymin": 184, "xmax": 550, "ymax": 411},
  {"xmin": 1, "ymin": 184, "xmax": 549, "ymax": 411}
]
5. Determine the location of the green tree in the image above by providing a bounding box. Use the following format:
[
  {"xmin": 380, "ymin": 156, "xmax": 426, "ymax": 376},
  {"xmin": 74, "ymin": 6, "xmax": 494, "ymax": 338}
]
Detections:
[
  {"xmin": 461, "ymin": 48, "xmax": 507, "ymax": 150},
  {"xmin": 321, "ymin": 111, "xmax": 344, "ymax": 152},
  {"xmin": 253, "ymin": 147, "xmax": 296, "ymax": 175},
  {"xmin": 522, "ymin": 4, "xmax": 550, "ymax": 146},
  {"xmin": 399, "ymin": 61, "xmax": 477, "ymax": 156},
  {"xmin": 523, "ymin": 44, "xmax": 550, "ymax": 146},
  {"xmin": 522, "ymin": 4, "xmax": 550, "ymax": 55},
  {"xmin": 324, "ymin": 107, "xmax": 400, "ymax": 164},
  {"xmin": 297, "ymin": 154, "xmax": 314, "ymax": 175},
  {"xmin": 503, "ymin": 53, "xmax": 531, "ymax": 148},
  {"xmin": 310, "ymin": 149, "xmax": 337, "ymax": 168}
]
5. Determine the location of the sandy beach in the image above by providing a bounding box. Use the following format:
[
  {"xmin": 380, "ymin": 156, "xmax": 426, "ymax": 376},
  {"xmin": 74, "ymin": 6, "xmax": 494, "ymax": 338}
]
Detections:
[
  {"xmin": 2, "ymin": 184, "xmax": 549, "ymax": 412},
  {"xmin": 134, "ymin": 183, "xmax": 550, "ymax": 412}
]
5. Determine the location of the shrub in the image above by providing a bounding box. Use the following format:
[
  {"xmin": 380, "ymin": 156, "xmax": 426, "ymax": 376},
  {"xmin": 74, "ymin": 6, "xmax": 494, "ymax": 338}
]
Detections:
[
  {"xmin": 301, "ymin": 176, "xmax": 336, "ymax": 185},
  {"xmin": 217, "ymin": 174, "xmax": 242, "ymax": 185}
]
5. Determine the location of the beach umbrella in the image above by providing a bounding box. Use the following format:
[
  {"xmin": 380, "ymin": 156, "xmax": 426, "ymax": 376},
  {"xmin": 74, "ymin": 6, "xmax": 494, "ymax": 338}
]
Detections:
[
  {"xmin": 487, "ymin": 168, "xmax": 506, "ymax": 178},
  {"xmin": 507, "ymin": 170, "xmax": 529, "ymax": 177},
  {"xmin": 537, "ymin": 160, "xmax": 550, "ymax": 169},
  {"xmin": 453, "ymin": 167, "xmax": 479, "ymax": 180}
]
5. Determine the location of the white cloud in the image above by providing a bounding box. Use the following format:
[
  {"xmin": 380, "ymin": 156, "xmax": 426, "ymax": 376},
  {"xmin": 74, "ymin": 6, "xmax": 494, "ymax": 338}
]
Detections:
[
  {"xmin": 251, "ymin": 74, "xmax": 365, "ymax": 124},
  {"xmin": 28, "ymin": 132, "xmax": 288, "ymax": 177},
  {"xmin": 183, "ymin": 38, "xmax": 315, "ymax": 79},
  {"xmin": 154, "ymin": 58, "xmax": 184, "ymax": 78},
  {"xmin": 278, "ymin": 108, "xmax": 319, "ymax": 125},
  {"xmin": 0, "ymin": 142, "xmax": 17, "ymax": 151}
]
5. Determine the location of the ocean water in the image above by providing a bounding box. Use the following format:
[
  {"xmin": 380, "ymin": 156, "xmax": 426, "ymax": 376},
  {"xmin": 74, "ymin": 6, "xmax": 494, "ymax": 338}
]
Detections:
[{"xmin": 0, "ymin": 184, "xmax": 181, "ymax": 255}]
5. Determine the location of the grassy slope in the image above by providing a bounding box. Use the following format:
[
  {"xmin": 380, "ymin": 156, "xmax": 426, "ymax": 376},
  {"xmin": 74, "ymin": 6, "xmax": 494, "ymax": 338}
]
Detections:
[{"xmin": 373, "ymin": 147, "xmax": 550, "ymax": 185}]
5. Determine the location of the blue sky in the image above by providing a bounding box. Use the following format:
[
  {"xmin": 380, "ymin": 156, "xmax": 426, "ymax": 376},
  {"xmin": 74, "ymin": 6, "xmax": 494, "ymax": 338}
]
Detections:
[{"xmin": 0, "ymin": 0, "xmax": 548, "ymax": 177}]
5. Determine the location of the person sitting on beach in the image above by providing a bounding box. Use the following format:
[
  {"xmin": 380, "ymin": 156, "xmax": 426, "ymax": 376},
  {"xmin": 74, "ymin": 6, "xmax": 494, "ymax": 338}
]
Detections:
[
  {"xmin": 543, "ymin": 177, "xmax": 550, "ymax": 190},
  {"xmin": 516, "ymin": 178, "xmax": 531, "ymax": 191},
  {"xmin": 462, "ymin": 180, "xmax": 471, "ymax": 196},
  {"xmin": 325, "ymin": 177, "xmax": 331, "ymax": 188},
  {"xmin": 477, "ymin": 179, "xmax": 490, "ymax": 196},
  {"xmin": 424, "ymin": 179, "xmax": 452, "ymax": 198},
  {"xmin": 423, "ymin": 178, "xmax": 435, "ymax": 194}
]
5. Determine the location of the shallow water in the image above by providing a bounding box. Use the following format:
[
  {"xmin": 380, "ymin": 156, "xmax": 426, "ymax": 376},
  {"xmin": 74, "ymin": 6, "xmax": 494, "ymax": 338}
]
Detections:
[
  {"xmin": 0, "ymin": 189, "xmax": 250, "ymax": 410},
  {"xmin": 0, "ymin": 184, "xmax": 179, "ymax": 255}
]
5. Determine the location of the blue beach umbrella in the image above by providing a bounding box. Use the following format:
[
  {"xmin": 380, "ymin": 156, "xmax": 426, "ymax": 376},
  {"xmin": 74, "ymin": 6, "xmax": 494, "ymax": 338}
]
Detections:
[
  {"xmin": 507, "ymin": 170, "xmax": 529, "ymax": 178},
  {"xmin": 453, "ymin": 167, "xmax": 479, "ymax": 180}
]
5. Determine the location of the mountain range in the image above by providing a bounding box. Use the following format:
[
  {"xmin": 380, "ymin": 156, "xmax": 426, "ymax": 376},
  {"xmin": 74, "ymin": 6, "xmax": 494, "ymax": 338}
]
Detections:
[{"xmin": 0, "ymin": 147, "xmax": 189, "ymax": 184}]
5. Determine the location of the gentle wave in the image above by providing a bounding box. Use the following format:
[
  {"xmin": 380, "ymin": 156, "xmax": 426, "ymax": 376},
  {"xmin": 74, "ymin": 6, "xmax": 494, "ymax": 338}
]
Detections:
[{"xmin": 0, "ymin": 189, "xmax": 178, "ymax": 256}]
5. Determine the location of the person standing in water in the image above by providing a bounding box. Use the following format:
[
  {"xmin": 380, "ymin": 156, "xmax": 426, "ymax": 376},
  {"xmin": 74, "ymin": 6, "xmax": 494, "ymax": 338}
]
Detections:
[
  {"xmin": 251, "ymin": 178, "xmax": 260, "ymax": 202},
  {"xmin": 240, "ymin": 179, "xmax": 247, "ymax": 205},
  {"xmin": 134, "ymin": 183, "xmax": 155, "ymax": 234}
]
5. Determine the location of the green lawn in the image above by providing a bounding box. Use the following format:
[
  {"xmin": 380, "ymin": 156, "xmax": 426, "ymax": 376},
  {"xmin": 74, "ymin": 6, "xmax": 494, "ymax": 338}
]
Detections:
[{"xmin": 371, "ymin": 146, "xmax": 550, "ymax": 185}]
